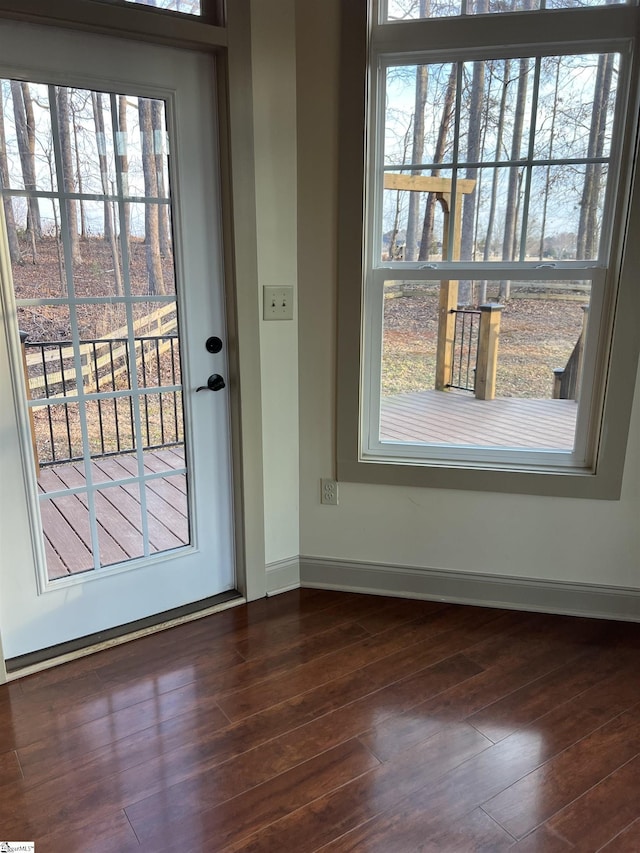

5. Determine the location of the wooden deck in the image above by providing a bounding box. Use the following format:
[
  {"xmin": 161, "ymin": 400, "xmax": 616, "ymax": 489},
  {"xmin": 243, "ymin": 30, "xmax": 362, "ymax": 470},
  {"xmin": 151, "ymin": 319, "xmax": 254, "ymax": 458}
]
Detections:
[
  {"xmin": 37, "ymin": 446, "xmax": 188, "ymax": 580},
  {"xmin": 37, "ymin": 395, "xmax": 574, "ymax": 580},
  {"xmin": 381, "ymin": 390, "xmax": 578, "ymax": 449}
]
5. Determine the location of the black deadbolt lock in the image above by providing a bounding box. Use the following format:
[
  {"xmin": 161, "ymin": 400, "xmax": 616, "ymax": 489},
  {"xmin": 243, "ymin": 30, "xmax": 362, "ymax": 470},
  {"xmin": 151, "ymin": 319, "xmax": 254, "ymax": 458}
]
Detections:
[{"xmin": 205, "ymin": 336, "xmax": 223, "ymax": 354}]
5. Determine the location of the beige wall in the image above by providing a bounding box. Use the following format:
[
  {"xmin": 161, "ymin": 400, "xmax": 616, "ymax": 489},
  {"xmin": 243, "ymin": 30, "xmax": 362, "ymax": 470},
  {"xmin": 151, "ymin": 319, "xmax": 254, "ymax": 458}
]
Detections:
[
  {"xmin": 295, "ymin": 0, "xmax": 640, "ymax": 589},
  {"xmin": 251, "ymin": 0, "xmax": 300, "ymax": 565}
]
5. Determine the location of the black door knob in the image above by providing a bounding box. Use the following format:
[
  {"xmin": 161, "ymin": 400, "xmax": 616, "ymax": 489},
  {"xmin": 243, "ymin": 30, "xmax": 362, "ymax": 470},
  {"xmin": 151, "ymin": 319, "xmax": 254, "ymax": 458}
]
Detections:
[
  {"xmin": 205, "ymin": 336, "xmax": 223, "ymax": 354},
  {"xmin": 196, "ymin": 373, "xmax": 226, "ymax": 392}
]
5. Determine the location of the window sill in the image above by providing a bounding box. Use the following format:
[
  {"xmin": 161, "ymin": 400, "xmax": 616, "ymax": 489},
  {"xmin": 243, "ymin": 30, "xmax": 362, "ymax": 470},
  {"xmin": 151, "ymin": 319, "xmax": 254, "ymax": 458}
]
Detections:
[{"xmin": 337, "ymin": 455, "xmax": 622, "ymax": 500}]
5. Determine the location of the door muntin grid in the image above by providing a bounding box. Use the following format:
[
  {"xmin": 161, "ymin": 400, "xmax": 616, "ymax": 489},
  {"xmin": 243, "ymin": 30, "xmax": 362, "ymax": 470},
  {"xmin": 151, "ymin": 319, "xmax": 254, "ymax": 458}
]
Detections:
[{"xmin": 3, "ymin": 79, "xmax": 191, "ymax": 580}]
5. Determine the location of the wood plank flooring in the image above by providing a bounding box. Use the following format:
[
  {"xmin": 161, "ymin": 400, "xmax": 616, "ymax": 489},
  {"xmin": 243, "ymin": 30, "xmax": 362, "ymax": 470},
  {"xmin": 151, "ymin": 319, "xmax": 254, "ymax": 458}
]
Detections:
[
  {"xmin": 37, "ymin": 447, "xmax": 188, "ymax": 578},
  {"xmin": 1, "ymin": 590, "xmax": 639, "ymax": 851},
  {"xmin": 380, "ymin": 390, "xmax": 578, "ymax": 449}
]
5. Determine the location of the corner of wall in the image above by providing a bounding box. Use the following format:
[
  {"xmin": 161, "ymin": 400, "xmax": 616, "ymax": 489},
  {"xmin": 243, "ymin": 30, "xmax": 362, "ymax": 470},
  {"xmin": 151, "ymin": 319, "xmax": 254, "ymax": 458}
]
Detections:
[{"xmin": 251, "ymin": 0, "xmax": 300, "ymax": 566}]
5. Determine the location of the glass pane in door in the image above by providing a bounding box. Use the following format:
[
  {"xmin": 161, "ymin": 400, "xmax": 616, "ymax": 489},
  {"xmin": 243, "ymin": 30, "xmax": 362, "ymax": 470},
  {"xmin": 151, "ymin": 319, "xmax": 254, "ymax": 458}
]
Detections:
[{"xmin": 2, "ymin": 79, "xmax": 191, "ymax": 581}]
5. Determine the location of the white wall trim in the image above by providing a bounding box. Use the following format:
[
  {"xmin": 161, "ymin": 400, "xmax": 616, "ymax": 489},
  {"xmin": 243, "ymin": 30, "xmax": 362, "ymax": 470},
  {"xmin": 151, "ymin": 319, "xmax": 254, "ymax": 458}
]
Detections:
[
  {"xmin": 266, "ymin": 556, "xmax": 301, "ymax": 595},
  {"xmin": 300, "ymin": 556, "xmax": 640, "ymax": 622}
]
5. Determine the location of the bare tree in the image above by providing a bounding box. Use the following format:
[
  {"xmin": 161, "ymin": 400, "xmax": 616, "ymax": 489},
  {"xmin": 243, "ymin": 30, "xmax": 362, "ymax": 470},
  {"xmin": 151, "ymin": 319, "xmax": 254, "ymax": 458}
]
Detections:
[
  {"xmin": 92, "ymin": 92, "xmax": 123, "ymax": 297},
  {"xmin": 499, "ymin": 57, "xmax": 530, "ymax": 300},
  {"xmin": 483, "ymin": 59, "xmax": 511, "ymax": 267},
  {"xmin": 56, "ymin": 86, "xmax": 82, "ymax": 265},
  {"xmin": 405, "ymin": 64, "xmax": 429, "ymax": 260},
  {"xmin": 538, "ymin": 57, "xmax": 561, "ymax": 260},
  {"xmin": 138, "ymin": 98, "xmax": 165, "ymax": 295},
  {"xmin": 418, "ymin": 63, "xmax": 457, "ymax": 260},
  {"xmin": 577, "ymin": 53, "xmax": 614, "ymax": 259},
  {"xmin": 404, "ymin": 0, "xmax": 430, "ymax": 260},
  {"xmin": 151, "ymin": 99, "xmax": 171, "ymax": 257},
  {"xmin": 118, "ymin": 95, "xmax": 131, "ymax": 248},
  {"xmin": 11, "ymin": 80, "xmax": 40, "ymax": 260},
  {"xmin": 0, "ymin": 105, "xmax": 23, "ymax": 264},
  {"xmin": 388, "ymin": 118, "xmax": 413, "ymax": 259},
  {"xmin": 70, "ymin": 91, "xmax": 88, "ymax": 238},
  {"xmin": 459, "ymin": 22, "xmax": 487, "ymax": 303}
]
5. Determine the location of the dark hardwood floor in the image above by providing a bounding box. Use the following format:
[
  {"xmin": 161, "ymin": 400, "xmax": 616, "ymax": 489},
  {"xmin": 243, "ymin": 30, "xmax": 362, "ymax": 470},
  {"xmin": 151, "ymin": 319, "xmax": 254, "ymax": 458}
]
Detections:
[{"xmin": 1, "ymin": 589, "xmax": 639, "ymax": 851}]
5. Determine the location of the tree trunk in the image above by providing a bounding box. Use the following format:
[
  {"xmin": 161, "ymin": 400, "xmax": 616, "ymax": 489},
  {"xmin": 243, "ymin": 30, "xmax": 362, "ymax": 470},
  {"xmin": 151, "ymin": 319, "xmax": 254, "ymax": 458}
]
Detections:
[
  {"xmin": 118, "ymin": 95, "xmax": 131, "ymax": 248},
  {"xmin": 538, "ymin": 58, "xmax": 561, "ymax": 260},
  {"xmin": 11, "ymin": 80, "xmax": 41, "ymax": 255},
  {"xmin": 92, "ymin": 92, "xmax": 123, "ymax": 297},
  {"xmin": 476, "ymin": 59, "xmax": 497, "ymax": 303},
  {"xmin": 56, "ymin": 86, "xmax": 82, "ymax": 265},
  {"xmin": 418, "ymin": 63, "xmax": 457, "ymax": 261},
  {"xmin": 0, "ymin": 107, "xmax": 23, "ymax": 264},
  {"xmin": 583, "ymin": 58, "xmax": 613, "ymax": 258},
  {"xmin": 92, "ymin": 93, "xmax": 112, "ymax": 242},
  {"xmin": 500, "ymin": 56, "xmax": 529, "ymax": 300},
  {"xmin": 577, "ymin": 53, "xmax": 614, "ymax": 260},
  {"xmin": 388, "ymin": 119, "xmax": 413, "ymax": 260},
  {"xmin": 70, "ymin": 95, "xmax": 87, "ymax": 238},
  {"xmin": 138, "ymin": 98, "xmax": 165, "ymax": 296},
  {"xmin": 151, "ymin": 99, "xmax": 171, "ymax": 257},
  {"xmin": 405, "ymin": 0, "xmax": 429, "ymax": 264},
  {"xmin": 388, "ymin": 189, "xmax": 403, "ymax": 261},
  {"xmin": 459, "ymin": 26, "xmax": 487, "ymax": 303},
  {"xmin": 484, "ymin": 59, "xmax": 511, "ymax": 266},
  {"xmin": 577, "ymin": 54, "xmax": 606, "ymax": 258}
]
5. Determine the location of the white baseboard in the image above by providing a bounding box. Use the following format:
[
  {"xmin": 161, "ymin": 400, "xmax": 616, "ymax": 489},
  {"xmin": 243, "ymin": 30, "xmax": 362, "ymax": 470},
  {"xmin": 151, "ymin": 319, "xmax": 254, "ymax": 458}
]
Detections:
[
  {"xmin": 299, "ymin": 556, "xmax": 640, "ymax": 622},
  {"xmin": 266, "ymin": 556, "xmax": 301, "ymax": 596}
]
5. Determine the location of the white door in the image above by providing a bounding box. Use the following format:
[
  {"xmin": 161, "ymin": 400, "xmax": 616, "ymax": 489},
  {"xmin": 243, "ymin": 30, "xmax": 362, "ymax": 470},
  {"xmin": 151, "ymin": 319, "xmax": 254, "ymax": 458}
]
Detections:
[{"xmin": 0, "ymin": 21, "xmax": 236, "ymax": 661}]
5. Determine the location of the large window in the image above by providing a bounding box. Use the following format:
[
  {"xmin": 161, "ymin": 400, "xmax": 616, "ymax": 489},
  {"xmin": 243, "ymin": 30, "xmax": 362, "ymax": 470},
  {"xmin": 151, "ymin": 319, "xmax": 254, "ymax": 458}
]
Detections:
[
  {"xmin": 384, "ymin": 0, "xmax": 626, "ymax": 19},
  {"xmin": 337, "ymin": 0, "xmax": 640, "ymax": 496},
  {"xmin": 107, "ymin": 0, "xmax": 202, "ymax": 14}
]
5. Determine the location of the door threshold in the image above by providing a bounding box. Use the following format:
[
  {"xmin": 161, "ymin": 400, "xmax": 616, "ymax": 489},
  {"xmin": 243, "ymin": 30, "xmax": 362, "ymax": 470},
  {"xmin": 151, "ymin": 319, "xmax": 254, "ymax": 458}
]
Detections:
[{"xmin": 5, "ymin": 590, "xmax": 244, "ymax": 678}]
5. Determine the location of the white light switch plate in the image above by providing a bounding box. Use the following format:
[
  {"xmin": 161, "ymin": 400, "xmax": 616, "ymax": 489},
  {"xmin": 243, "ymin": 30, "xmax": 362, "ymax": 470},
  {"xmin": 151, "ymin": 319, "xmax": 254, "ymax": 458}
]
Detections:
[{"xmin": 263, "ymin": 286, "xmax": 294, "ymax": 320}]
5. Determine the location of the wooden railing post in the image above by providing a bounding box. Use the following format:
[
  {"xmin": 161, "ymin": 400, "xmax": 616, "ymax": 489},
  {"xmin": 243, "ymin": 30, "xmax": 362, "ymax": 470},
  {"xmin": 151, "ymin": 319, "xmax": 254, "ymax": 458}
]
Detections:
[
  {"xmin": 552, "ymin": 368, "xmax": 564, "ymax": 399},
  {"xmin": 435, "ymin": 196, "xmax": 458, "ymax": 391},
  {"xmin": 435, "ymin": 278, "xmax": 458, "ymax": 391},
  {"xmin": 19, "ymin": 331, "xmax": 40, "ymax": 478},
  {"xmin": 475, "ymin": 304, "xmax": 503, "ymax": 401},
  {"xmin": 575, "ymin": 304, "xmax": 589, "ymax": 401}
]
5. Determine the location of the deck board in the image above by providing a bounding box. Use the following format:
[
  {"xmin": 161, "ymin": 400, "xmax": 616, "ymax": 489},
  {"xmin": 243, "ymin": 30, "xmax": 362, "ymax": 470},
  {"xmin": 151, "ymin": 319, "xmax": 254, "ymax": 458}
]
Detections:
[
  {"xmin": 37, "ymin": 448, "xmax": 189, "ymax": 580},
  {"xmin": 90, "ymin": 459, "xmax": 186, "ymax": 553},
  {"xmin": 40, "ymin": 464, "xmax": 134, "ymax": 566},
  {"xmin": 380, "ymin": 390, "xmax": 577, "ymax": 449},
  {"xmin": 39, "ymin": 499, "xmax": 94, "ymax": 576}
]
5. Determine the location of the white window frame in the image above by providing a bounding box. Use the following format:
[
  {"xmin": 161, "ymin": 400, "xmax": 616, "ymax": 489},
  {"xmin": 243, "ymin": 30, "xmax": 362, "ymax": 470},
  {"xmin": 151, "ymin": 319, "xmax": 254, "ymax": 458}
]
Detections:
[{"xmin": 336, "ymin": 0, "xmax": 640, "ymax": 498}]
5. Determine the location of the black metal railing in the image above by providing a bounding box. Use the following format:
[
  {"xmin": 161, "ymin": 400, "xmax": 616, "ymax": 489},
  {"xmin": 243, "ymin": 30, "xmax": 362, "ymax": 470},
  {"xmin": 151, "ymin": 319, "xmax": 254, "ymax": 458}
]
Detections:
[
  {"xmin": 24, "ymin": 335, "xmax": 183, "ymax": 467},
  {"xmin": 447, "ymin": 308, "xmax": 481, "ymax": 392}
]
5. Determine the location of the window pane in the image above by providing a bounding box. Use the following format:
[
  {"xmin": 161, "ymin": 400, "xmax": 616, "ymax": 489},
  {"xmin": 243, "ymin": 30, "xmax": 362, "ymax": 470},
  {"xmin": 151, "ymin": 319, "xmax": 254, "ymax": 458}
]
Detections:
[
  {"xmin": 383, "ymin": 0, "xmax": 625, "ymax": 22},
  {"xmin": 384, "ymin": 63, "xmax": 456, "ymax": 168},
  {"xmin": 381, "ymin": 52, "xmax": 619, "ymax": 263},
  {"xmin": 0, "ymin": 81, "xmax": 57, "ymax": 193},
  {"xmin": 123, "ymin": 0, "xmax": 201, "ymax": 14},
  {"xmin": 382, "ymin": 168, "xmax": 453, "ymax": 262},
  {"xmin": 379, "ymin": 279, "xmax": 590, "ymax": 451},
  {"xmin": 6, "ymin": 75, "xmax": 192, "ymax": 577}
]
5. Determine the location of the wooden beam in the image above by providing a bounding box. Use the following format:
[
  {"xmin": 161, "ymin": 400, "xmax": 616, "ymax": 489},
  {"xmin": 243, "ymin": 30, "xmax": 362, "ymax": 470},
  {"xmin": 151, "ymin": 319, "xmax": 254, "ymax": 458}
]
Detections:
[{"xmin": 384, "ymin": 173, "xmax": 476, "ymax": 195}]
